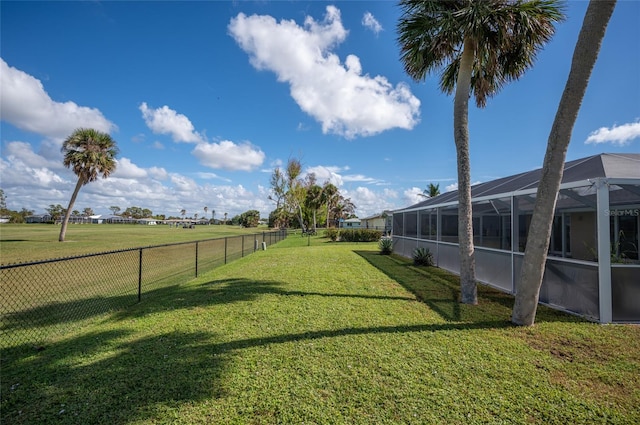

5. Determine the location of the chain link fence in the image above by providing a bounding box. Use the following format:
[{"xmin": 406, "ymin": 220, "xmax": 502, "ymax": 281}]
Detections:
[{"xmin": 1, "ymin": 230, "xmax": 286, "ymax": 348}]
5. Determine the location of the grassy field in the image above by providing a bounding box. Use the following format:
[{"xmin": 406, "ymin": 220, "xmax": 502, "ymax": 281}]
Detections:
[
  {"xmin": 2, "ymin": 235, "xmax": 638, "ymax": 424},
  {"xmin": 0, "ymin": 223, "xmax": 271, "ymax": 265}
]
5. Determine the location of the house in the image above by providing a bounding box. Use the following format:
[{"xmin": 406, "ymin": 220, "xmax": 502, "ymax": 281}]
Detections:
[
  {"xmin": 103, "ymin": 215, "xmax": 136, "ymax": 224},
  {"xmin": 360, "ymin": 211, "xmax": 393, "ymax": 234},
  {"xmin": 339, "ymin": 218, "xmax": 362, "ymax": 228},
  {"xmin": 392, "ymin": 153, "xmax": 640, "ymax": 324},
  {"xmin": 25, "ymin": 214, "xmax": 52, "ymax": 223}
]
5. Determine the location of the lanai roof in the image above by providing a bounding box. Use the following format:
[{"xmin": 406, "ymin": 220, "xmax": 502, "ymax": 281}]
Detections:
[{"xmin": 398, "ymin": 153, "xmax": 640, "ymax": 212}]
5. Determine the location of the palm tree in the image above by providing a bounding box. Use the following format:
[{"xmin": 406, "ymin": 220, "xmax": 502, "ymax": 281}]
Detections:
[
  {"xmin": 419, "ymin": 183, "xmax": 441, "ymax": 199},
  {"xmin": 204, "ymin": 206, "xmax": 208, "ymax": 221},
  {"xmin": 59, "ymin": 128, "xmax": 118, "ymax": 242},
  {"xmin": 223, "ymin": 212, "xmax": 228, "ymax": 225},
  {"xmin": 322, "ymin": 182, "xmax": 339, "ymax": 228},
  {"xmin": 212, "ymin": 209, "xmax": 216, "ymax": 224},
  {"xmin": 397, "ymin": 0, "xmax": 564, "ymax": 304},
  {"xmin": 512, "ymin": 0, "xmax": 616, "ymax": 326},
  {"xmin": 305, "ymin": 184, "xmax": 324, "ymax": 232}
]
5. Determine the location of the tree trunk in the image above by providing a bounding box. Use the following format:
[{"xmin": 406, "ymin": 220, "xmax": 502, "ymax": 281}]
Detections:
[
  {"xmin": 454, "ymin": 37, "xmax": 477, "ymax": 305},
  {"xmin": 59, "ymin": 177, "xmax": 85, "ymax": 242},
  {"xmin": 512, "ymin": 0, "xmax": 616, "ymax": 326}
]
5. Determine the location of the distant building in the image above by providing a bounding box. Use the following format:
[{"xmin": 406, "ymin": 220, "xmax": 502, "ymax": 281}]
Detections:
[
  {"xmin": 339, "ymin": 218, "xmax": 362, "ymax": 228},
  {"xmin": 360, "ymin": 211, "xmax": 393, "ymax": 234}
]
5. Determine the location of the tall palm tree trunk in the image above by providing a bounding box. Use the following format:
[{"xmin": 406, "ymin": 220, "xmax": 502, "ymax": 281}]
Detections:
[
  {"xmin": 454, "ymin": 37, "xmax": 477, "ymax": 305},
  {"xmin": 512, "ymin": 0, "xmax": 616, "ymax": 326},
  {"xmin": 59, "ymin": 178, "xmax": 85, "ymax": 242}
]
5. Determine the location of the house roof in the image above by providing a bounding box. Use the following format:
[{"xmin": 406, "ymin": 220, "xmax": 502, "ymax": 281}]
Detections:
[
  {"xmin": 397, "ymin": 153, "xmax": 640, "ymax": 213},
  {"xmin": 360, "ymin": 211, "xmax": 392, "ymax": 221},
  {"xmin": 342, "ymin": 218, "xmax": 361, "ymax": 223}
]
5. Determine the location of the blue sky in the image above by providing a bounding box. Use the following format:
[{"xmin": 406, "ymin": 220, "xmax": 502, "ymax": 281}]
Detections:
[{"xmin": 1, "ymin": 1, "xmax": 639, "ymax": 220}]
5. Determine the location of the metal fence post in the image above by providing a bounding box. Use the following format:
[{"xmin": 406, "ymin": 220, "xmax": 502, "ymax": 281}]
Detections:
[
  {"xmin": 242, "ymin": 236, "xmax": 244, "ymax": 257},
  {"xmin": 224, "ymin": 237, "xmax": 228, "ymax": 264},
  {"xmin": 195, "ymin": 241, "xmax": 199, "ymax": 278},
  {"xmin": 138, "ymin": 248, "xmax": 143, "ymax": 302}
]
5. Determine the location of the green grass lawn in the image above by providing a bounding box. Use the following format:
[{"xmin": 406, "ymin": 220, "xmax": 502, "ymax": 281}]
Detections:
[
  {"xmin": 2, "ymin": 235, "xmax": 639, "ymax": 424},
  {"xmin": 0, "ymin": 223, "xmax": 271, "ymax": 265}
]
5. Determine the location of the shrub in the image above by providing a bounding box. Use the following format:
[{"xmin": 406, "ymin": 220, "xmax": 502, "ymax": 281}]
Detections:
[
  {"xmin": 379, "ymin": 237, "xmax": 393, "ymax": 255},
  {"xmin": 413, "ymin": 247, "xmax": 433, "ymax": 266},
  {"xmin": 339, "ymin": 229, "xmax": 382, "ymax": 242},
  {"xmin": 325, "ymin": 228, "xmax": 339, "ymax": 242}
]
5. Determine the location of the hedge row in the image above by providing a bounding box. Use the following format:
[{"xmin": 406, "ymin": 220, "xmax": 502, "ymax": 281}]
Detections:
[{"xmin": 324, "ymin": 228, "xmax": 382, "ymax": 242}]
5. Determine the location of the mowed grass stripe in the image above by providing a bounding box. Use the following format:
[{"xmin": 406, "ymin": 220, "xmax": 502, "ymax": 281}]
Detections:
[{"xmin": 2, "ymin": 237, "xmax": 638, "ymax": 424}]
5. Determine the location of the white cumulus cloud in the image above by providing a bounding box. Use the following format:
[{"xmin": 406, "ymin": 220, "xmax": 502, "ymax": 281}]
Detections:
[
  {"xmin": 192, "ymin": 140, "xmax": 265, "ymax": 172},
  {"xmin": 585, "ymin": 121, "xmax": 640, "ymax": 146},
  {"xmin": 139, "ymin": 102, "xmax": 204, "ymax": 143},
  {"xmin": 362, "ymin": 12, "xmax": 382, "ymax": 35},
  {"xmin": 0, "ymin": 58, "xmax": 116, "ymax": 139},
  {"xmin": 228, "ymin": 6, "xmax": 420, "ymax": 139}
]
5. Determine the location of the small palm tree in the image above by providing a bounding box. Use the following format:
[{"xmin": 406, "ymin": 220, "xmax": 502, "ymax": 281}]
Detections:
[
  {"xmin": 397, "ymin": 0, "xmax": 564, "ymax": 304},
  {"xmin": 419, "ymin": 183, "xmax": 440, "ymax": 199},
  {"xmin": 204, "ymin": 206, "xmax": 208, "ymax": 221},
  {"xmin": 59, "ymin": 128, "xmax": 118, "ymax": 242},
  {"xmin": 322, "ymin": 182, "xmax": 339, "ymax": 228}
]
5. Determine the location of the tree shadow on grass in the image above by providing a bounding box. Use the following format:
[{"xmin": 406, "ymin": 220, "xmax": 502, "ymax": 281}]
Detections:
[
  {"xmin": 1, "ymin": 329, "xmax": 227, "ymax": 425},
  {"xmin": 355, "ymin": 250, "xmax": 582, "ymax": 325},
  {"xmin": 355, "ymin": 250, "xmax": 465, "ymax": 322},
  {"xmin": 1, "ymin": 317, "xmax": 511, "ymax": 425},
  {"xmin": 2, "ymin": 275, "xmax": 420, "ymax": 349}
]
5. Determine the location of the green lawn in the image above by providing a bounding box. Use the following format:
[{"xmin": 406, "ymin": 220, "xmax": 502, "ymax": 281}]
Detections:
[
  {"xmin": 0, "ymin": 223, "xmax": 270, "ymax": 265},
  {"xmin": 2, "ymin": 235, "xmax": 639, "ymax": 424}
]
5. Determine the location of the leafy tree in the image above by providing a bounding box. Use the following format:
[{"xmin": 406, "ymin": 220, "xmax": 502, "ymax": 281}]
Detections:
[
  {"xmin": 239, "ymin": 209, "xmax": 261, "ymax": 228},
  {"xmin": 285, "ymin": 158, "xmax": 307, "ymax": 230},
  {"xmin": 83, "ymin": 207, "xmax": 94, "ymax": 216},
  {"xmin": 332, "ymin": 195, "xmax": 356, "ymax": 225},
  {"xmin": 268, "ymin": 166, "xmax": 287, "ymax": 209},
  {"xmin": 59, "ymin": 128, "xmax": 118, "ymax": 241},
  {"xmin": 46, "ymin": 204, "xmax": 66, "ymax": 222},
  {"xmin": 109, "ymin": 205, "xmax": 121, "ymax": 215},
  {"xmin": 124, "ymin": 206, "xmax": 142, "ymax": 219},
  {"xmin": 0, "ymin": 189, "xmax": 7, "ymax": 213},
  {"xmin": 512, "ymin": 0, "xmax": 616, "ymax": 326},
  {"xmin": 181, "ymin": 209, "xmax": 186, "ymax": 219},
  {"xmin": 142, "ymin": 208, "xmax": 153, "ymax": 218},
  {"xmin": 0, "ymin": 190, "xmax": 29, "ymax": 223},
  {"xmin": 268, "ymin": 206, "xmax": 292, "ymax": 228},
  {"xmin": 397, "ymin": 0, "xmax": 564, "ymax": 304}
]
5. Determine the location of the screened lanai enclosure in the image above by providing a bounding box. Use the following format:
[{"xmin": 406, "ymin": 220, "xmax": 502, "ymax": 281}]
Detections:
[{"xmin": 392, "ymin": 153, "xmax": 640, "ymax": 323}]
